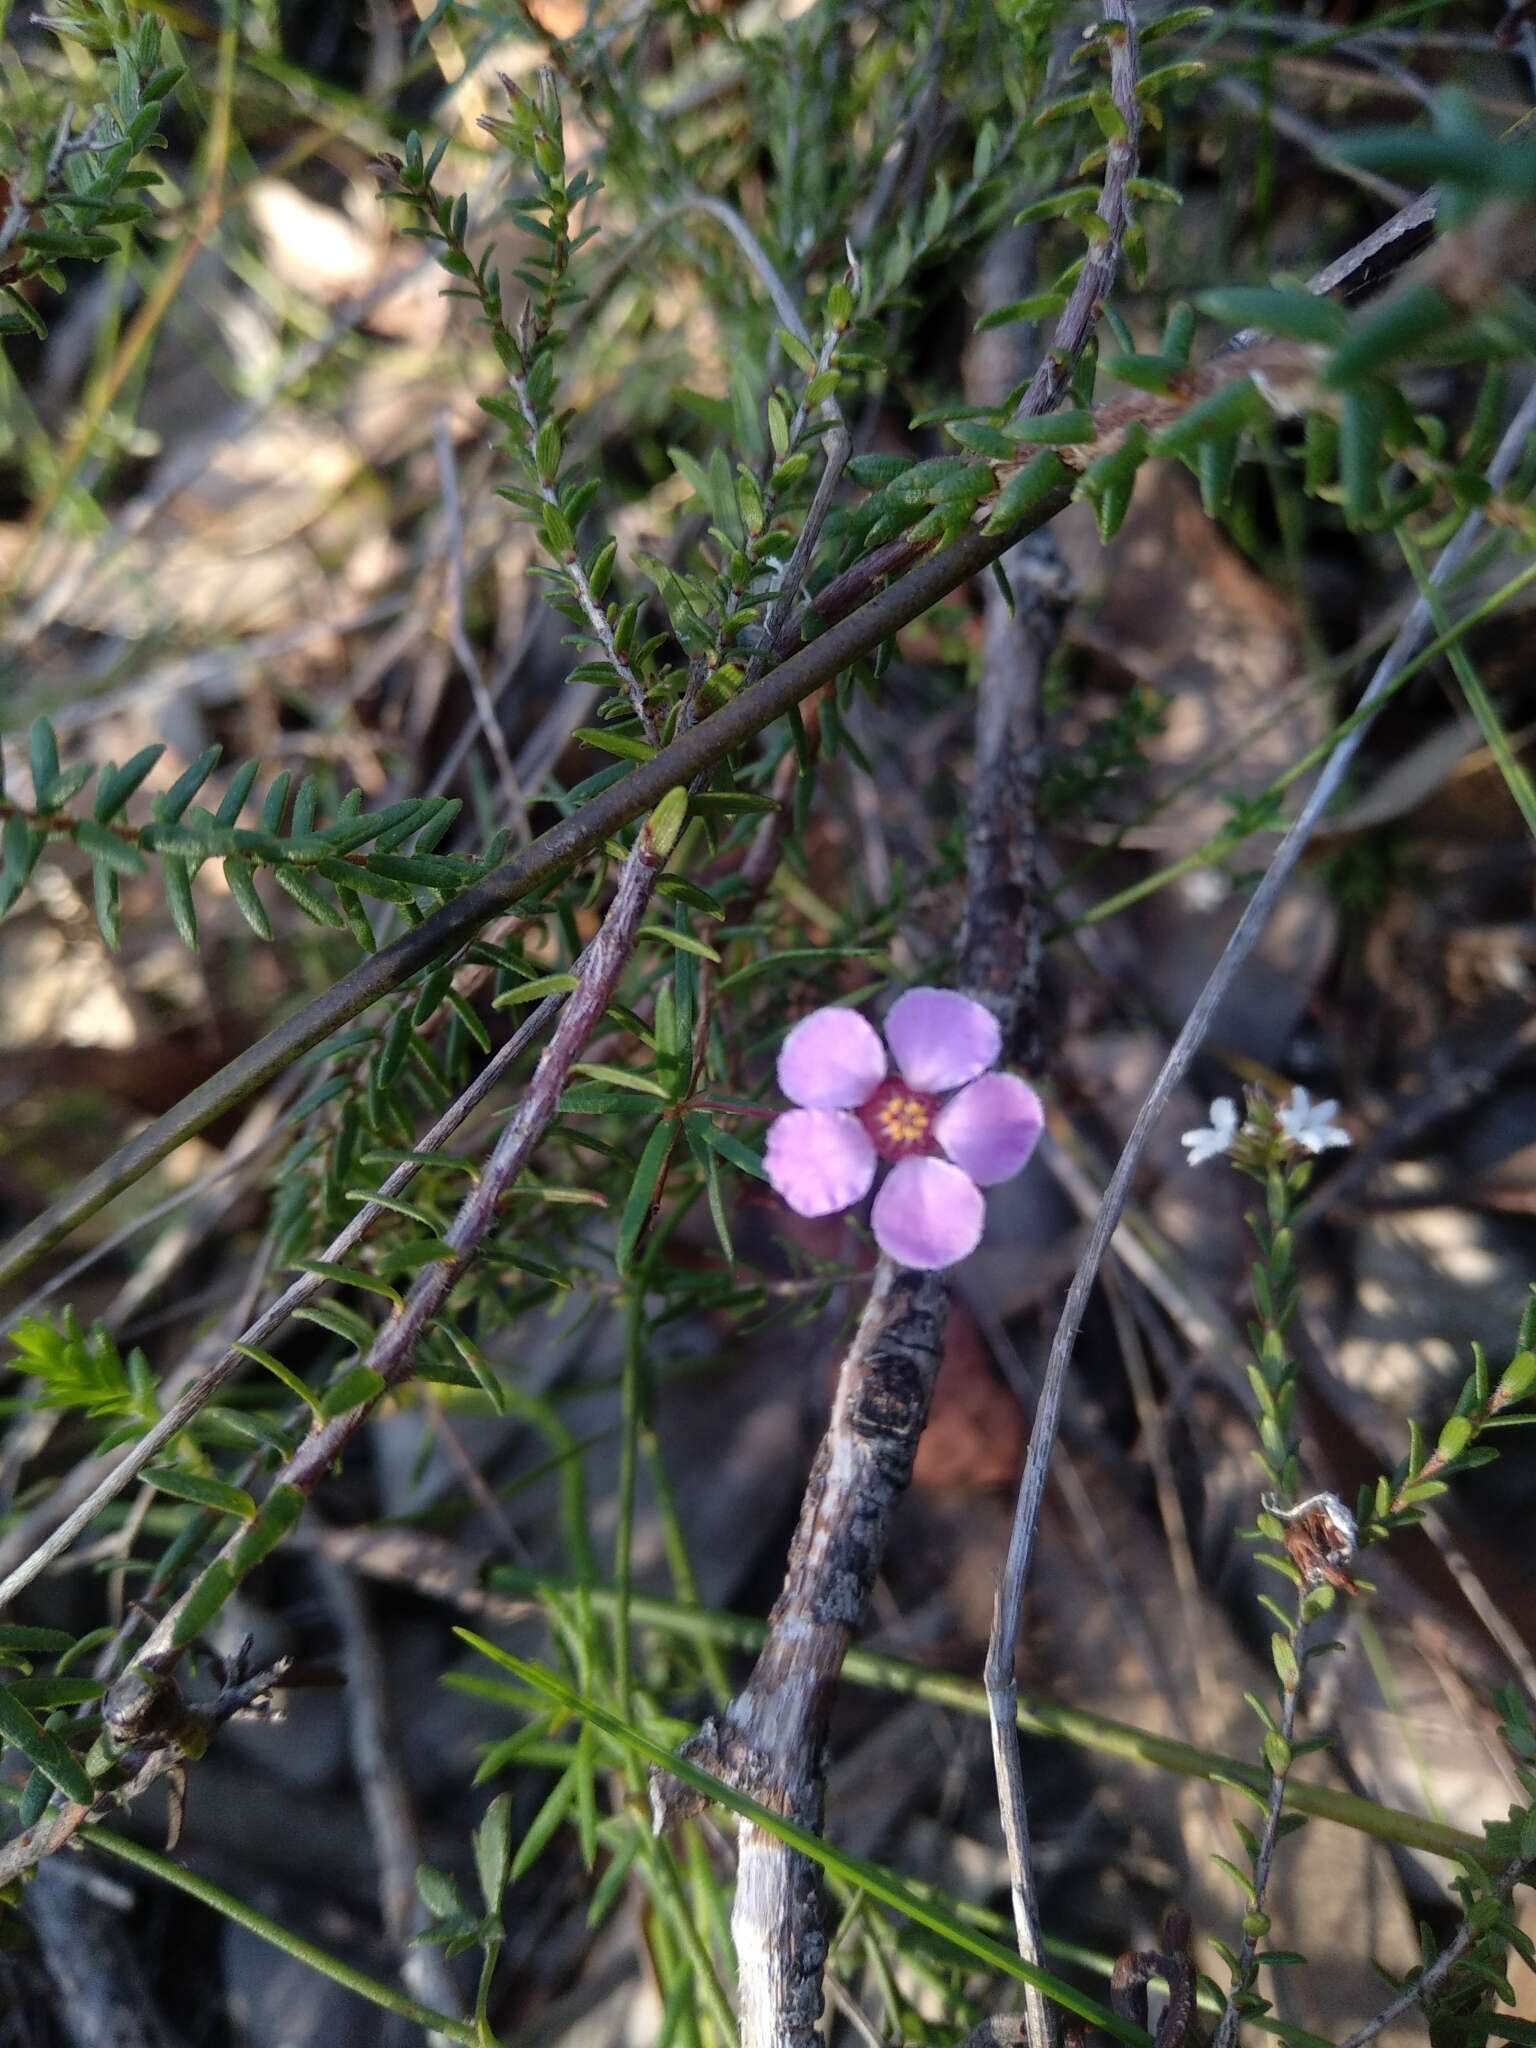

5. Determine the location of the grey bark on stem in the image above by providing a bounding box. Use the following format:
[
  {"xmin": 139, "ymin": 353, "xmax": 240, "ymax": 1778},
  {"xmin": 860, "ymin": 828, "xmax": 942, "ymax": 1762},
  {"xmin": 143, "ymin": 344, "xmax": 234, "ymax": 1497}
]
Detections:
[{"xmin": 650, "ymin": 1259, "xmax": 950, "ymax": 2048}]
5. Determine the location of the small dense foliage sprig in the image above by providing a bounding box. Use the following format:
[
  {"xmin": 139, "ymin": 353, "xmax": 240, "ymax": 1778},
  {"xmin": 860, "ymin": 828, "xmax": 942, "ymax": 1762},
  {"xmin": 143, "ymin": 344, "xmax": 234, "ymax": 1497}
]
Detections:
[
  {"xmin": 0, "ymin": 719, "xmax": 481, "ymax": 951},
  {"xmin": 0, "ymin": 10, "xmax": 182, "ymax": 344},
  {"xmin": 1359, "ymin": 1294, "xmax": 1536, "ymax": 1547}
]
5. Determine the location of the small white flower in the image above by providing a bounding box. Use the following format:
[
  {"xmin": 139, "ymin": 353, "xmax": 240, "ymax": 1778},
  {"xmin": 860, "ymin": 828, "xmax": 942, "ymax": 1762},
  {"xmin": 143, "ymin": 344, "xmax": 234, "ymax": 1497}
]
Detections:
[
  {"xmin": 1276, "ymin": 1085, "xmax": 1350, "ymax": 1155},
  {"xmin": 1181, "ymin": 1096, "xmax": 1240, "ymax": 1166}
]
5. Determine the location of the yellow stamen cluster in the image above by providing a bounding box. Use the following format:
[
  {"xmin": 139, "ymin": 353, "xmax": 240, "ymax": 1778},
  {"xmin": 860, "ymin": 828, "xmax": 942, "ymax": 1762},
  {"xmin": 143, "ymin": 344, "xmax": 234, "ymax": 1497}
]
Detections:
[{"xmin": 875, "ymin": 1093, "xmax": 931, "ymax": 1146}]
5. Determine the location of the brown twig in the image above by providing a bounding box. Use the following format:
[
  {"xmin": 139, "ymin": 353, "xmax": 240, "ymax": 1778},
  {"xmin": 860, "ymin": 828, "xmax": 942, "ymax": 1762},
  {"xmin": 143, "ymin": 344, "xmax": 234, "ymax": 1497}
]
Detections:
[
  {"xmin": 976, "ymin": 7, "xmax": 1140, "ymax": 2029},
  {"xmin": 649, "ymin": 1260, "xmax": 950, "ymax": 2048},
  {"xmin": 960, "ymin": 532, "xmax": 1072, "ymax": 1072},
  {"xmin": 1013, "ymin": 0, "xmax": 1142, "ymax": 421}
]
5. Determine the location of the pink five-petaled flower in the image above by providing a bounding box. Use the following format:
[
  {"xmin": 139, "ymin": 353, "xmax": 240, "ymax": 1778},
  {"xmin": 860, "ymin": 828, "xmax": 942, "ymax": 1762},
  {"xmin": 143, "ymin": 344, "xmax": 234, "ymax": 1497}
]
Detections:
[{"xmin": 764, "ymin": 988, "xmax": 1045, "ymax": 1271}]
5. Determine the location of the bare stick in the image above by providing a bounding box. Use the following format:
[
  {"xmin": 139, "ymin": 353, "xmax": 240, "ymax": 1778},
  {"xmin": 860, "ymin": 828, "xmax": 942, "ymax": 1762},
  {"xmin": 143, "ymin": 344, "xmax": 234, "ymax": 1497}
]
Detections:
[
  {"xmin": 961, "ymin": 532, "xmax": 1072, "ymax": 1071},
  {"xmin": 983, "ymin": 373, "xmax": 1536, "ymax": 2040},
  {"xmin": 650, "ymin": 1260, "xmax": 951, "ymax": 2048},
  {"xmin": 978, "ymin": 7, "xmax": 1140, "ymax": 2030}
]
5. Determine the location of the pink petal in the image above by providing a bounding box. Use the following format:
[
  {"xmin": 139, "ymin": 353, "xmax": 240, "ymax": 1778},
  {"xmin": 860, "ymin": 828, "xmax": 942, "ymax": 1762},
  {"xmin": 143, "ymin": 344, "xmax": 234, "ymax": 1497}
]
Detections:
[
  {"xmin": 884, "ymin": 988, "xmax": 1001, "ymax": 1094},
  {"xmin": 870, "ymin": 1158, "xmax": 985, "ymax": 1270},
  {"xmin": 765, "ymin": 1109, "xmax": 877, "ymax": 1218},
  {"xmin": 934, "ymin": 1072, "xmax": 1044, "ymax": 1187},
  {"xmin": 777, "ymin": 1006, "xmax": 887, "ymax": 1110}
]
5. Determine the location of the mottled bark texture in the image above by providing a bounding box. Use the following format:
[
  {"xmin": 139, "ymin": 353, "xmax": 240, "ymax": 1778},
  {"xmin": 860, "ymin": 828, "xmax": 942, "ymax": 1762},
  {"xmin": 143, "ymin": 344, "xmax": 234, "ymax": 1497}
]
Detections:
[
  {"xmin": 959, "ymin": 530, "xmax": 1073, "ymax": 1074},
  {"xmin": 651, "ymin": 1262, "xmax": 950, "ymax": 2047}
]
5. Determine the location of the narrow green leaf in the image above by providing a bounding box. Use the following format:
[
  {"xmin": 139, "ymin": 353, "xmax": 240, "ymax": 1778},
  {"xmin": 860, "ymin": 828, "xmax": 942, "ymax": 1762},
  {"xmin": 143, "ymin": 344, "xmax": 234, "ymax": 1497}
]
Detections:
[
  {"xmin": 92, "ymin": 861, "xmax": 121, "ymax": 949},
  {"xmin": 319, "ymin": 1366, "xmax": 389, "ymax": 1419},
  {"xmin": 155, "ymin": 746, "xmax": 222, "ymax": 822},
  {"xmin": 617, "ymin": 1122, "xmax": 675, "ymax": 1275},
  {"xmin": 1271, "ymin": 1632, "xmax": 1300, "ymax": 1690},
  {"xmin": 693, "ymin": 1118, "xmax": 768, "ymax": 1181},
  {"xmin": 574, "ymin": 728, "xmax": 655, "ymax": 763},
  {"xmin": 1325, "ymin": 283, "xmax": 1459, "ymax": 388},
  {"xmin": 28, "ymin": 718, "xmax": 63, "ymax": 809},
  {"xmin": 143, "ymin": 1465, "xmax": 256, "ymax": 1519},
  {"xmin": 637, "ymin": 923, "xmax": 720, "ymax": 963},
  {"xmin": 273, "ymin": 866, "xmax": 346, "ymax": 929},
  {"xmin": 510, "ymin": 1764, "xmax": 578, "ymax": 1881},
  {"xmin": 292, "ymin": 1300, "xmax": 376, "ymax": 1348},
  {"xmin": 1194, "ymin": 286, "xmax": 1349, "ymax": 345},
  {"xmin": 224, "ymin": 857, "xmax": 273, "ymax": 939},
  {"xmin": 570, "ymin": 1064, "xmax": 670, "ymax": 1099},
  {"xmin": 6, "ymin": 1676, "xmax": 105, "ymax": 1710},
  {"xmin": 492, "ymin": 972, "xmax": 579, "ymax": 1008},
  {"xmin": 162, "ymin": 855, "xmax": 198, "ymax": 948},
  {"xmin": 0, "ymin": 1683, "xmax": 93, "ymax": 1805},
  {"xmin": 0, "ymin": 1626, "xmax": 76, "ymax": 1658},
  {"xmin": 227, "ymin": 1484, "xmax": 307, "ymax": 1577},
  {"xmin": 1436, "ymin": 1412, "xmax": 1474, "ymax": 1461},
  {"xmin": 977, "ymin": 293, "xmax": 1068, "ymax": 333},
  {"xmin": 1339, "ymin": 386, "xmax": 1388, "ymax": 527},
  {"xmin": 475, "ymin": 1793, "xmax": 513, "ymax": 1914},
  {"xmin": 231, "ymin": 1343, "xmax": 322, "ymax": 1415},
  {"xmin": 94, "ymin": 746, "xmax": 166, "ymax": 823},
  {"xmin": 293, "ymin": 1259, "xmax": 404, "ymax": 1307},
  {"xmin": 1150, "ymin": 376, "xmax": 1265, "ymax": 458},
  {"xmin": 983, "ymin": 451, "xmax": 1072, "ymax": 534},
  {"xmin": 1002, "ymin": 410, "xmax": 1096, "ymax": 446}
]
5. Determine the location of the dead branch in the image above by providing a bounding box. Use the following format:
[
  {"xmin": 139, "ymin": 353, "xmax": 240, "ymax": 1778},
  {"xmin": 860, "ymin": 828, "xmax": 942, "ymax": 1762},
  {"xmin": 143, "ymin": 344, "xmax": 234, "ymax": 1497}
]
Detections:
[{"xmin": 649, "ymin": 1261, "xmax": 950, "ymax": 2048}]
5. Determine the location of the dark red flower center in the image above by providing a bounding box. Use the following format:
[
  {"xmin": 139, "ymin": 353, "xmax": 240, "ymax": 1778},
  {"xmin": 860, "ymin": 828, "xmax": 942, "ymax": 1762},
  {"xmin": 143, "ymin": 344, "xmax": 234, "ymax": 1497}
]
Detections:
[{"xmin": 858, "ymin": 1076, "xmax": 941, "ymax": 1162}]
